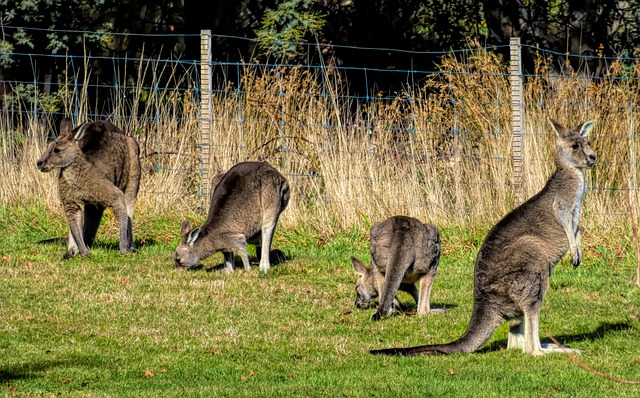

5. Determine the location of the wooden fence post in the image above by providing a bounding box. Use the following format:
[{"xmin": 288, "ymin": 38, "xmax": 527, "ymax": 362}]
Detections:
[
  {"xmin": 200, "ymin": 30, "xmax": 212, "ymax": 207},
  {"xmin": 510, "ymin": 37, "xmax": 524, "ymax": 207}
]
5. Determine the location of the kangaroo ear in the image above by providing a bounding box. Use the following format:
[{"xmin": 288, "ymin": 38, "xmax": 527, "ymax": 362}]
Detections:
[
  {"xmin": 351, "ymin": 256, "xmax": 369, "ymax": 275},
  {"xmin": 548, "ymin": 118, "xmax": 567, "ymax": 137},
  {"xmin": 59, "ymin": 118, "xmax": 74, "ymax": 138},
  {"xmin": 187, "ymin": 228, "xmax": 201, "ymax": 245},
  {"xmin": 180, "ymin": 220, "xmax": 201, "ymax": 245},
  {"xmin": 423, "ymin": 223, "xmax": 440, "ymax": 244},
  {"xmin": 179, "ymin": 220, "xmax": 194, "ymax": 244},
  {"xmin": 74, "ymin": 122, "xmax": 107, "ymax": 152},
  {"xmin": 579, "ymin": 120, "xmax": 595, "ymax": 137},
  {"xmin": 370, "ymin": 222, "xmax": 382, "ymax": 237}
]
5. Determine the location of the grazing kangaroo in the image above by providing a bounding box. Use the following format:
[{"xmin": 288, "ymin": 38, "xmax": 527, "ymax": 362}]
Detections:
[
  {"xmin": 174, "ymin": 161, "xmax": 290, "ymax": 274},
  {"xmin": 351, "ymin": 216, "xmax": 442, "ymax": 320},
  {"xmin": 36, "ymin": 118, "xmax": 141, "ymax": 259},
  {"xmin": 371, "ymin": 118, "xmax": 597, "ymax": 356}
]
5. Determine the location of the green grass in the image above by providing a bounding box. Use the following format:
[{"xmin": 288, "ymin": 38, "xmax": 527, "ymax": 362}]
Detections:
[{"xmin": 1, "ymin": 205, "xmax": 640, "ymax": 397}]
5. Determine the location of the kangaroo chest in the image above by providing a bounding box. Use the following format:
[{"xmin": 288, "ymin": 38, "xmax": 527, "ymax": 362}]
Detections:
[{"xmin": 58, "ymin": 166, "xmax": 112, "ymax": 204}]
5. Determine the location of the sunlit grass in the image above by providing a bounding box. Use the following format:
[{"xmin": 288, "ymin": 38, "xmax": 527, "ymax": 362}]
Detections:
[{"xmin": 0, "ymin": 207, "xmax": 639, "ymax": 397}]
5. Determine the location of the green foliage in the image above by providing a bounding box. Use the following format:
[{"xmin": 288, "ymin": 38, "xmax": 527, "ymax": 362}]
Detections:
[
  {"xmin": 1, "ymin": 0, "xmax": 107, "ymax": 68},
  {"xmin": 0, "ymin": 40, "xmax": 14, "ymax": 68},
  {"xmin": 414, "ymin": 1, "xmax": 486, "ymax": 45},
  {"xmin": 255, "ymin": 0, "xmax": 326, "ymax": 60},
  {"xmin": 0, "ymin": 0, "xmax": 184, "ymax": 73},
  {"xmin": 2, "ymin": 83, "xmax": 65, "ymax": 113}
]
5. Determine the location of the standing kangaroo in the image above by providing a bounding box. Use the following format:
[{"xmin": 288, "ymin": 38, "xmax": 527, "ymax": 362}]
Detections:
[
  {"xmin": 174, "ymin": 161, "xmax": 290, "ymax": 274},
  {"xmin": 351, "ymin": 216, "xmax": 442, "ymax": 320},
  {"xmin": 371, "ymin": 118, "xmax": 597, "ymax": 356},
  {"xmin": 36, "ymin": 118, "xmax": 141, "ymax": 259}
]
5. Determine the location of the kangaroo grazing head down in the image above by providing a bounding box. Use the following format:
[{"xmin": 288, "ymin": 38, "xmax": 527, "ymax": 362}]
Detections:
[
  {"xmin": 174, "ymin": 220, "xmax": 202, "ymax": 269},
  {"xmin": 351, "ymin": 256, "xmax": 377, "ymax": 309},
  {"xmin": 549, "ymin": 118, "xmax": 597, "ymax": 169}
]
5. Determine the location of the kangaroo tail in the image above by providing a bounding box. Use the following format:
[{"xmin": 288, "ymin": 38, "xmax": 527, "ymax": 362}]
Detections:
[
  {"xmin": 376, "ymin": 250, "xmax": 415, "ymax": 318},
  {"xmin": 371, "ymin": 303, "xmax": 502, "ymax": 356}
]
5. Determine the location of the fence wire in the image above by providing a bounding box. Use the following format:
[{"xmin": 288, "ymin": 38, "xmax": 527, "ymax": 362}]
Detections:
[{"xmin": 1, "ymin": 28, "xmax": 639, "ymax": 227}]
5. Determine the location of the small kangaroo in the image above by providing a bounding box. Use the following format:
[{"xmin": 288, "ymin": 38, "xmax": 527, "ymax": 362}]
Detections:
[
  {"xmin": 351, "ymin": 216, "xmax": 442, "ymax": 320},
  {"xmin": 371, "ymin": 118, "xmax": 597, "ymax": 356},
  {"xmin": 36, "ymin": 118, "xmax": 141, "ymax": 259},
  {"xmin": 174, "ymin": 161, "xmax": 290, "ymax": 274}
]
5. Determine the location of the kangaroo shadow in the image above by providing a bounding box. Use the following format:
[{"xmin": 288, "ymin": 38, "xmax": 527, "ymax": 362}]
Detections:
[
  {"xmin": 0, "ymin": 355, "xmax": 102, "ymax": 383},
  {"xmin": 204, "ymin": 249, "xmax": 289, "ymax": 273},
  {"xmin": 37, "ymin": 237, "xmax": 67, "ymax": 245},
  {"xmin": 480, "ymin": 321, "xmax": 633, "ymax": 353},
  {"xmin": 92, "ymin": 238, "xmax": 159, "ymax": 251},
  {"xmin": 396, "ymin": 302, "xmax": 458, "ymax": 314},
  {"xmin": 37, "ymin": 237, "xmax": 158, "ymax": 250},
  {"xmin": 358, "ymin": 302, "xmax": 458, "ymax": 316}
]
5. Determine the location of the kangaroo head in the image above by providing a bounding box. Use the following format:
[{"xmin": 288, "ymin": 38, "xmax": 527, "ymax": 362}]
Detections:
[
  {"xmin": 36, "ymin": 133, "xmax": 82, "ymax": 172},
  {"xmin": 549, "ymin": 118, "xmax": 597, "ymax": 169},
  {"xmin": 36, "ymin": 119, "xmax": 110, "ymax": 172},
  {"xmin": 174, "ymin": 220, "xmax": 202, "ymax": 269},
  {"xmin": 351, "ymin": 256, "xmax": 377, "ymax": 309}
]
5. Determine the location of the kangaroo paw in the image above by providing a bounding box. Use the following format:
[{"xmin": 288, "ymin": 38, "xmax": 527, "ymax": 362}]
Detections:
[{"xmin": 541, "ymin": 343, "xmax": 585, "ymax": 355}]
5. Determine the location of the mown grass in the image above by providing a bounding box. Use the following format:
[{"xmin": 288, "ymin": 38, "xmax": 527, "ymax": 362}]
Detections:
[{"xmin": 1, "ymin": 205, "xmax": 639, "ymax": 397}]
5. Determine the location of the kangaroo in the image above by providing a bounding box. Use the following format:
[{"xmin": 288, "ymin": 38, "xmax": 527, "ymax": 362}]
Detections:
[
  {"xmin": 174, "ymin": 161, "xmax": 290, "ymax": 274},
  {"xmin": 36, "ymin": 118, "xmax": 141, "ymax": 259},
  {"xmin": 351, "ymin": 216, "xmax": 442, "ymax": 320},
  {"xmin": 371, "ymin": 118, "xmax": 597, "ymax": 356}
]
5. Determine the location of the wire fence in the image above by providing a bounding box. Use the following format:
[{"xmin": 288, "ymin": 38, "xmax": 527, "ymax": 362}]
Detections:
[{"xmin": 1, "ymin": 26, "xmax": 639, "ymax": 228}]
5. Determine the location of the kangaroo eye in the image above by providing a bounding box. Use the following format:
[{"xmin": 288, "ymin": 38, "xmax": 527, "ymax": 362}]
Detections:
[
  {"xmin": 53, "ymin": 147, "xmax": 61, "ymax": 153},
  {"xmin": 572, "ymin": 143, "xmax": 580, "ymax": 150}
]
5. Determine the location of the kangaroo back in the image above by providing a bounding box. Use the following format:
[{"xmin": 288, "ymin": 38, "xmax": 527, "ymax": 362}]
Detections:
[{"xmin": 204, "ymin": 162, "xmax": 288, "ymax": 233}]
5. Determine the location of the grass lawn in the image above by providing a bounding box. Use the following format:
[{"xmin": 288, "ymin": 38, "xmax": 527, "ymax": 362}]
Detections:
[{"xmin": 1, "ymin": 204, "xmax": 640, "ymax": 397}]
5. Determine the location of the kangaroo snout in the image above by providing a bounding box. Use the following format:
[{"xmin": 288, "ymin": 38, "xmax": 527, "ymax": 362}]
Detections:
[
  {"xmin": 587, "ymin": 153, "xmax": 597, "ymax": 166},
  {"xmin": 355, "ymin": 298, "xmax": 369, "ymax": 309}
]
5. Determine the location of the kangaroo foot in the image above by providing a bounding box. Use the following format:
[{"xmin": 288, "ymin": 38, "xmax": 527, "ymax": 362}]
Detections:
[{"xmin": 540, "ymin": 343, "xmax": 585, "ymax": 355}]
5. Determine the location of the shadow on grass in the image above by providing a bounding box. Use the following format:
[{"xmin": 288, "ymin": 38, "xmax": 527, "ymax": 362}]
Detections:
[
  {"xmin": 188, "ymin": 248, "xmax": 289, "ymax": 273},
  {"xmin": 37, "ymin": 237, "xmax": 160, "ymax": 250},
  {"xmin": 355, "ymin": 303, "xmax": 458, "ymax": 320},
  {"xmin": 397, "ymin": 303, "xmax": 458, "ymax": 315},
  {"xmin": 480, "ymin": 321, "xmax": 633, "ymax": 353},
  {"xmin": 0, "ymin": 355, "xmax": 98, "ymax": 382}
]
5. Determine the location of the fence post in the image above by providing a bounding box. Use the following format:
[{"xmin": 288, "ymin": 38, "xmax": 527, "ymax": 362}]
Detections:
[
  {"xmin": 200, "ymin": 30, "xmax": 212, "ymax": 207},
  {"xmin": 510, "ymin": 37, "xmax": 524, "ymax": 207}
]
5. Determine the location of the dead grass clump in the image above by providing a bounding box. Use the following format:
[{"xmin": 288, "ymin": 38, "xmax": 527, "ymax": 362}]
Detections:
[{"xmin": 1, "ymin": 48, "xmax": 638, "ymax": 233}]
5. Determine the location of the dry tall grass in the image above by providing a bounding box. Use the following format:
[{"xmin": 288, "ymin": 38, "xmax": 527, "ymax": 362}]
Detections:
[{"xmin": 1, "ymin": 47, "xmax": 638, "ymax": 235}]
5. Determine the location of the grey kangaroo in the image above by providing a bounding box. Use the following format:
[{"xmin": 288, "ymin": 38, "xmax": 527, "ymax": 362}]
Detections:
[
  {"xmin": 371, "ymin": 118, "xmax": 596, "ymax": 356},
  {"xmin": 36, "ymin": 118, "xmax": 141, "ymax": 259},
  {"xmin": 174, "ymin": 161, "xmax": 290, "ymax": 274},
  {"xmin": 351, "ymin": 216, "xmax": 442, "ymax": 320}
]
